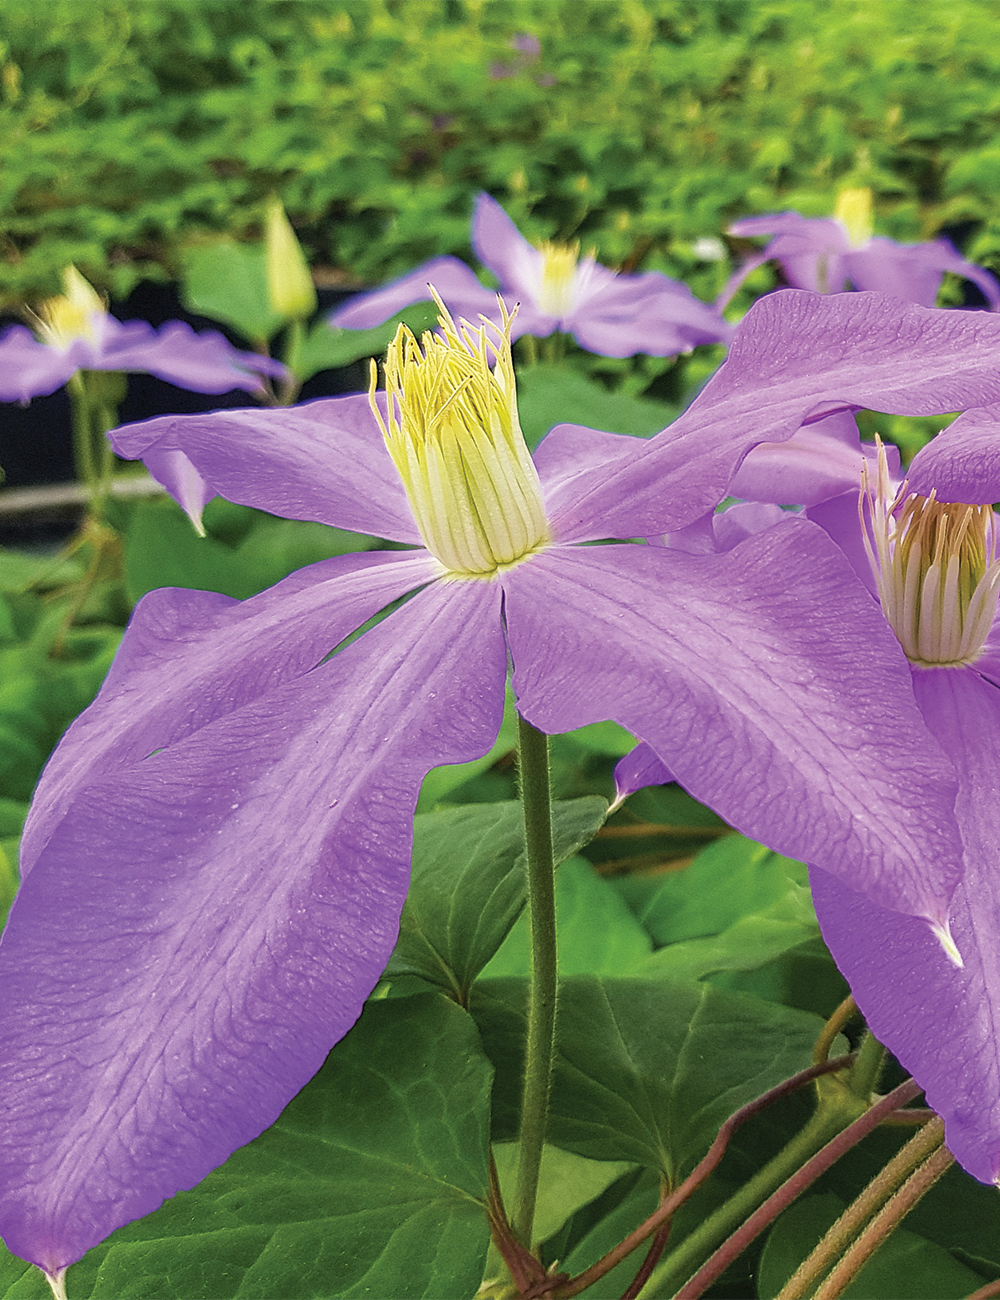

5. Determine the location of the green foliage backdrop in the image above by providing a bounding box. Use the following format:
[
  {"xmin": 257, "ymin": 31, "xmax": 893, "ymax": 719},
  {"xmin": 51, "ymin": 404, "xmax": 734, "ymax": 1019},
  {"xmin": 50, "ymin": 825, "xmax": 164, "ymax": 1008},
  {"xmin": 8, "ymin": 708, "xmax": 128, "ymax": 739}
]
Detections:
[{"xmin": 1, "ymin": 0, "xmax": 1000, "ymax": 303}]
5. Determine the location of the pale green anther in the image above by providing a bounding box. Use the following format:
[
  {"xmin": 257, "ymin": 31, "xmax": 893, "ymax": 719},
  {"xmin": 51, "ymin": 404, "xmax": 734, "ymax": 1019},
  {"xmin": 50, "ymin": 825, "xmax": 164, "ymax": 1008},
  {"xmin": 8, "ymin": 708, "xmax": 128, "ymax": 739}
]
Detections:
[
  {"xmin": 35, "ymin": 265, "xmax": 104, "ymax": 349},
  {"xmin": 370, "ymin": 290, "xmax": 550, "ymax": 578},
  {"xmin": 834, "ymin": 187, "xmax": 874, "ymax": 249},
  {"xmin": 861, "ymin": 437, "xmax": 1000, "ymax": 667},
  {"xmin": 264, "ymin": 196, "xmax": 318, "ymax": 321}
]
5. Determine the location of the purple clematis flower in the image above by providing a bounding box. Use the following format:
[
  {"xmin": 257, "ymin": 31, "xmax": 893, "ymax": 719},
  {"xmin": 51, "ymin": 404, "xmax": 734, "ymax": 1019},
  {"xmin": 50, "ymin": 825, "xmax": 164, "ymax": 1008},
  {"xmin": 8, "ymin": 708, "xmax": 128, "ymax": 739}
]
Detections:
[
  {"xmin": 329, "ymin": 191, "xmax": 733, "ymax": 357},
  {"xmin": 721, "ymin": 399, "xmax": 1000, "ymax": 1183},
  {"xmin": 5, "ymin": 291, "xmax": 1000, "ymax": 1281},
  {"xmin": 719, "ymin": 188, "xmax": 1000, "ymax": 313},
  {"xmin": 0, "ymin": 266, "xmax": 283, "ymax": 404}
]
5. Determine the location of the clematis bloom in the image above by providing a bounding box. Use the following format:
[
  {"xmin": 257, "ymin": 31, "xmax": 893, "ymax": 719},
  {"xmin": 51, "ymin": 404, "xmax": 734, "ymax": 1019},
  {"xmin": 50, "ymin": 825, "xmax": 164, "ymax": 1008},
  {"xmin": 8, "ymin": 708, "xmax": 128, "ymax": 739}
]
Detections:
[
  {"xmin": 720, "ymin": 187, "xmax": 1000, "ymax": 312},
  {"xmin": 718, "ymin": 396, "xmax": 1000, "ymax": 1182},
  {"xmin": 6, "ymin": 291, "xmax": 1000, "ymax": 1281},
  {"xmin": 329, "ymin": 191, "xmax": 733, "ymax": 357},
  {"xmin": 0, "ymin": 265, "xmax": 284, "ymax": 404}
]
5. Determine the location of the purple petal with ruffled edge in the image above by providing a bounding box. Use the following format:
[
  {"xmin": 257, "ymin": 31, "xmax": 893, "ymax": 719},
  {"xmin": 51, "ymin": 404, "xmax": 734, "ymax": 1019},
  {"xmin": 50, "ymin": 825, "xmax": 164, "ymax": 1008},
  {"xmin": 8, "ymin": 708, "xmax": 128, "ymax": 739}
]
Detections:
[
  {"xmin": 0, "ymin": 576, "xmax": 505, "ymax": 1273},
  {"xmin": 471, "ymin": 191, "xmax": 546, "ymax": 308},
  {"xmin": 328, "ymin": 256, "xmax": 498, "ymax": 330},
  {"xmin": 810, "ymin": 665, "xmax": 1000, "ymax": 1183},
  {"xmin": 502, "ymin": 523, "xmax": 964, "ymax": 925},
  {"xmin": 0, "ymin": 326, "xmax": 79, "ymax": 401},
  {"xmin": 613, "ymin": 742, "xmax": 674, "ymax": 806},
  {"xmin": 94, "ymin": 318, "xmax": 284, "ymax": 394},
  {"xmin": 905, "ymin": 404, "xmax": 1000, "ymax": 504},
  {"xmin": 845, "ymin": 237, "xmax": 1000, "ymax": 310},
  {"xmin": 567, "ymin": 270, "xmax": 734, "ymax": 358},
  {"xmin": 21, "ymin": 550, "xmax": 436, "ymax": 878},
  {"xmin": 729, "ymin": 412, "xmax": 888, "ymax": 507},
  {"xmin": 727, "ymin": 214, "xmax": 852, "ymax": 297},
  {"xmin": 536, "ymin": 291, "xmax": 1000, "ymax": 543},
  {"xmin": 111, "ymin": 394, "xmax": 422, "ymax": 544},
  {"xmin": 140, "ymin": 448, "xmax": 215, "ymax": 533}
]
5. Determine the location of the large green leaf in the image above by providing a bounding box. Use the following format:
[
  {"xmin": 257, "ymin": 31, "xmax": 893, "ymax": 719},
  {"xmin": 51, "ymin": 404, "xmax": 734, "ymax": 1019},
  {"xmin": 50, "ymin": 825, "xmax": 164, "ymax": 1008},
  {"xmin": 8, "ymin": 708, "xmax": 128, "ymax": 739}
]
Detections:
[
  {"xmin": 473, "ymin": 975, "xmax": 823, "ymax": 1183},
  {"xmin": 179, "ymin": 240, "xmax": 286, "ymax": 346},
  {"xmin": 758, "ymin": 1193, "xmax": 987, "ymax": 1299},
  {"xmin": 515, "ymin": 366, "xmax": 677, "ymax": 450},
  {"xmin": 0, "ymin": 993, "xmax": 493, "ymax": 1300},
  {"xmin": 480, "ymin": 856, "xmax": 652, "ymax": 979},
  {"xmin": 385, "ymin": 797, "xmax": 608, "ymax": 1002}
]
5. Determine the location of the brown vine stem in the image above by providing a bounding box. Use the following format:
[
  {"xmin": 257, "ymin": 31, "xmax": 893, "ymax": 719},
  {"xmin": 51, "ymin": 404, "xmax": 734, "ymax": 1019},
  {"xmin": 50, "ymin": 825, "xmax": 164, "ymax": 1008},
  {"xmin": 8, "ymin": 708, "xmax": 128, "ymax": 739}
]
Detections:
[
  {"xmin": 965, "ymin": 1279, "xmax": 1000, "ymax": 1300},
  {"xmin": 776, "ymin": 1114, "xmax": 945, "ymax": 1300},
  {"xmin": 812, "ymin": 1140, "xmax": 954, "ymax": 1300},
  {"xmin": 668, "ymin": 1077, "xmax": 923, "ymax": 1300},
  {"xmin": 548, "ymin": 1054, "xmax": 857, "ymax": 1300}
]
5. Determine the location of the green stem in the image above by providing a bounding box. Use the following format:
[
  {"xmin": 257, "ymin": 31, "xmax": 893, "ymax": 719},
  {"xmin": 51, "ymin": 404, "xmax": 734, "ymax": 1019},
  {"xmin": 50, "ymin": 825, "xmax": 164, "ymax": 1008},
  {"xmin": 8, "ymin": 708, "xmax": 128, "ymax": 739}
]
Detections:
[
  {"xmin": 512, "ymin": 711, "xmax": 557, "ymax": 1248},
  {"xmin": 278, "ymin": 319, "xmax": 305, "ymax": 406},
  {"xmin": 68, "ymin": 372, "xmax": 97, "ymax": 493},
  {"xmin": 641, "ymin": 1077, "xmax": 921, "ymax": 1297},
  {"xmin": 787, "ymin": 1117, "xmax": 948, "ymax": 1300}
]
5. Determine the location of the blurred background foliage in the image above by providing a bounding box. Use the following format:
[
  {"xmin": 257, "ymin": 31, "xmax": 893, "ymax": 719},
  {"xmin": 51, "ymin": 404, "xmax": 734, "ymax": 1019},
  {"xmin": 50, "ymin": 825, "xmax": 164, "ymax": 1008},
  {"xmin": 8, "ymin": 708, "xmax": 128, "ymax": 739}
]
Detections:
[{"xmin": 2, "ymin": 0, "xmax": 1000, "ymax": 305}]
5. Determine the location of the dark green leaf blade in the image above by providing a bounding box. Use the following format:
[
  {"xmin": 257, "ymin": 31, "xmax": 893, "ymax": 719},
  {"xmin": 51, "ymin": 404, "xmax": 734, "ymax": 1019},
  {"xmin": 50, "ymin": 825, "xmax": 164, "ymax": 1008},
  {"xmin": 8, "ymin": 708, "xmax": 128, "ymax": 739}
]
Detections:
[
  {"xmin": 473, "ymin": 975, "xmax": 823, "ymax": 1182},
  {"xmin": 386, "ymin": 797, "xmax": 608, "ymax": 1001}
]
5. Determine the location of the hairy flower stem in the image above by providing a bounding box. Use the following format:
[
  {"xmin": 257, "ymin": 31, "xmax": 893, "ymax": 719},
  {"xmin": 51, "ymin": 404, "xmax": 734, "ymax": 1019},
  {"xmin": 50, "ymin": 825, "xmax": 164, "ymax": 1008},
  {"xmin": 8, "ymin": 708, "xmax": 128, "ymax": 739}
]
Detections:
[
  {"xmin": 512, "ymin": 712, "xmax": 557, "ymax": 1249},
  {"xmin": 642, "ymin": 1077, "xmax": 922, "ymax": 1298},
  {"xmin": 807, "ymin": 1120, "xmax": 951, "ymax": 1300}
]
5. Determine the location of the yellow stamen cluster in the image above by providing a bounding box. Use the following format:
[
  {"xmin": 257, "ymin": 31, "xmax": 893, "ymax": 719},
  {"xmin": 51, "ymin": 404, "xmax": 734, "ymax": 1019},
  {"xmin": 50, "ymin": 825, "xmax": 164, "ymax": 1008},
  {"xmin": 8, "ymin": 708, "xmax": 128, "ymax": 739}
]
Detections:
[
  {"xmin": 34, "ymin": 266, "xmax": 104, "ymax": 350},
  {"xmin": 834, "ymin": 187, "xmax": 874, "ymax": 249},
  {"xmin": 370, "ymin": 292, "xmax": 550, "ymax": 578},
  {"xmin": 537, "ymin": 241, "xmax": 581, "ymax": 318},
  {"xmin": 862, "ymin": 437, "xmax": 1000, "ymax": 666}
]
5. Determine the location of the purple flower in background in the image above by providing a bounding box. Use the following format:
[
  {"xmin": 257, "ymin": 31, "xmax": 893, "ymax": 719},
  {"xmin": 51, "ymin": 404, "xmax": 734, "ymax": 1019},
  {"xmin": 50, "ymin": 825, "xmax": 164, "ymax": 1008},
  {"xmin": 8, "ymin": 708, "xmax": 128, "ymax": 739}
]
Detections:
[
  {"xmin": 721, "ymin": 393, "xmax": 1000, "ymax": 1183},
  {"xmin": 5, "ymin": 291, "xmax": 1000, "ymax": 1282},
  {"xmin": 0, "ymin": 266, "xmax": 283, "ymax": 403},
  {"xmin": 719, "ymin": 188, "xmax": 1000, "ymax": 312},
  {"xmin": 330, "ymin": 192, "xmax": 733, "ymax": 357}
]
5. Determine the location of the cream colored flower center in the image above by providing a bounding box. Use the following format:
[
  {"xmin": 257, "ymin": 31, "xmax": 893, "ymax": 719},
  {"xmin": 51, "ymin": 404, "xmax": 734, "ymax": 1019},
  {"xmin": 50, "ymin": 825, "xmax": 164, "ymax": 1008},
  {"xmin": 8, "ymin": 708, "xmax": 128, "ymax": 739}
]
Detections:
[
  {"xmin": 862, "ymin": 437, "xmax": 1000, "ymax": 666},
  {"xmin": 34, "ymin": 265, "xmax": 104, "ymax": 350},
  {"xmin": 370, "ymin": 292, "xmax": 550, "ymax": 578},
  {"xmin": 833, "ymin": 187, "xmax": 874, "ymax": 249},
  {"xmin": 536, "ymin": 241, "xmax": 581, "ymax": 318}
]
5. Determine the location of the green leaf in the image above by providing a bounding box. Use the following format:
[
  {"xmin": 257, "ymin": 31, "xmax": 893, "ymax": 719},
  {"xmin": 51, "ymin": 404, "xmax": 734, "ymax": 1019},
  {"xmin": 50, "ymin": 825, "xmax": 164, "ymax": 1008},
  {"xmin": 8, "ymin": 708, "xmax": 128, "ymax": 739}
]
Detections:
[
  {"xmin": 758, "ymin": 1193, "xmax": 986, "ymax": 1299},
  {"xmin": 638, "ymin": 885, "xmax": 819, "ymax": 981},
  {"xmin": 623, "ymin": 834, "xmax": 821, "ymax": 982},
  {"xmin": 480, "ymin": 856, "xmax": 653, "ymax": 979},
  {"xmin": 385, "ymin": 797, "xmax": 608, "ymax": 1002},
  {"xmin": 635, "ymin": 834, "xmax": 809, "ymax": 946},
  {"xmin": 179, "ymin": 239, "xmax": 286, "ymax": 345},
  {"xmin": 292, "ymin": 302, "xmax": 439, "ymax": 381},
  {"xmin": 0, "ymin": 993, "xmax": 493, "ymax": 1300},
  {"xmin": 515, "ymin": 366, "xmax": 677, "ymax": 451},
  {"xmin": 491, "ymin": 1143, "xmax": 635, "ymax": 1247},
  {"xmin": 472, "ymin": 975, "xmax": 824, "ymax": 1183}
]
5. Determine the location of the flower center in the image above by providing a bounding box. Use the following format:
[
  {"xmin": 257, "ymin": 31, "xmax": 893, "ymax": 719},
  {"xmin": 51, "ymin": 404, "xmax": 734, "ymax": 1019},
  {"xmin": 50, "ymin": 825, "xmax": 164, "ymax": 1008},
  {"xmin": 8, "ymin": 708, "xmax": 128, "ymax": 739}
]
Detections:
[
  {"xmin": 862, "ymin": 437, "xmax": 1000, "ymax": 666},
  {"xmin": 34, "ymin": 265, "xmax": 104, "ymax": 350},
  {"xmin": 371, "ymin": 291, "xmax": 550, "ymax": 578},
  {"xmin": 833, "ymin": 186, "xmax": 874, "ymax": 249},
  {"xmin": 536, "ymin": 240, "xmax": 581, "ymax": 318}
]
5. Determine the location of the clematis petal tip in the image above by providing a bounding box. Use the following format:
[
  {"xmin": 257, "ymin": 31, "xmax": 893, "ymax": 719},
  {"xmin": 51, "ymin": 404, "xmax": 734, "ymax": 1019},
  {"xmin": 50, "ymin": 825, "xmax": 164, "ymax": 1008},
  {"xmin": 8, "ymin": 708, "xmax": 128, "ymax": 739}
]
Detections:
[
  {"xmin": 42, "ymin": 1268, "xmax": 67, "ymax": 1300},
  {"xmin": 929, "ymin": 917, "xmax": 964, "ymax": 969}
]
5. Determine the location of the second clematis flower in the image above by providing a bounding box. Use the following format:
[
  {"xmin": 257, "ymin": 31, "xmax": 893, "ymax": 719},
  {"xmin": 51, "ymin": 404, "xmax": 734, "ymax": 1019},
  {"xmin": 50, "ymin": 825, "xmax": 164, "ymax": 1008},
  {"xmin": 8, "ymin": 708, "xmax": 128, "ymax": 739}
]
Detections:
[
  {"xmin": 0, "ymin": 265, "xmax": 284, "ymax": 404},
  {"xmin": 4, "ymin": 290, "xmax": 1000, "ymax": 1283},
  {"xmin": 329, "ymin": 191, "xmax": 733, "ymax": 357},
  {"xmin": 720, "ymin": 187, "xmax": 1000, "ymax": 313}
]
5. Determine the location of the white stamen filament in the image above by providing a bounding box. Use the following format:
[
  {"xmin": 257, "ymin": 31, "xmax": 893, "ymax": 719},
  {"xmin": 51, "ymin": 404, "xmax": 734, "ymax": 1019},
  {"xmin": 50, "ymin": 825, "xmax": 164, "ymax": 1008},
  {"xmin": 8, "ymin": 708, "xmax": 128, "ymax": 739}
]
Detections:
[{"xmin": 861, "ymin": 436, "xmax": 1000, "ymax": 666}]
